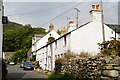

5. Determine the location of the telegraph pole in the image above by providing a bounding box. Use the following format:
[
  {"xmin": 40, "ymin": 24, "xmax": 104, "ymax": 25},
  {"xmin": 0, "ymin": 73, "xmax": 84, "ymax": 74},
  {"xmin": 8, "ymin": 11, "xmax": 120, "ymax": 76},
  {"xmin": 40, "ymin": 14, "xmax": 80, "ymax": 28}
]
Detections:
[
  {"xmin": 0, "ymin": 0, "xmax": 3, "ymax": 59},
  {"xmin": 0, "ymin": 0, "xmax": 3, "ymax": 79},
  {"xmin": 100, "ymin": 0, "xmax": 105, "ymax": 42},
  {"xmin": 74, "ymin": 8, "xmax": 80, "ymax": 28}
]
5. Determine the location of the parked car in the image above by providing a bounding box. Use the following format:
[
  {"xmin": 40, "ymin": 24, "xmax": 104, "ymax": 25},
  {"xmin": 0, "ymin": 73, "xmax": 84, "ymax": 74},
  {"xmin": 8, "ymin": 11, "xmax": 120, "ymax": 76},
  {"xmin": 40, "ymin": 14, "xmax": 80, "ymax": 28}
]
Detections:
[
  {"xmin": 9, "ymin": 62, "xmax": 15, "ymax": 65},
  {"xmin": 20, "ymin": 62, "xmax": 25, "ymax": 68},
  {"xmin": 23, "ymin": 62, "xmax": 34, "ymax": 70}
]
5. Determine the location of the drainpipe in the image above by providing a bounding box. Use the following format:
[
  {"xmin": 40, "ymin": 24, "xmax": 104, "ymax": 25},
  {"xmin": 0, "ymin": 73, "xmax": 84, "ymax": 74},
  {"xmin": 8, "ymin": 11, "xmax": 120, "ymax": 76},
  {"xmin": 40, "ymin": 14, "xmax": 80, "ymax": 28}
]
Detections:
[
  {"xmin": 50, "ymin": 44, "xmax": 53, "ymax": 71},
  {"xmin": 115, "ymin": 28, "xmax": 116, "ymax": 40},
  {"xmin": 45, "ymin": 47, "xmax": 48, "ymax": 70}
]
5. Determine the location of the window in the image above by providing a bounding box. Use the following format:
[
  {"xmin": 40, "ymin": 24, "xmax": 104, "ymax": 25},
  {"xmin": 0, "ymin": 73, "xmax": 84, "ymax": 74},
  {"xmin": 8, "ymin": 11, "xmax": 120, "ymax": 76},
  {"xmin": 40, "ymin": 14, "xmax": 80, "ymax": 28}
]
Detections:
[
  {"xmin": 111, "ymin": 31, "xmax": 113, "ymax": 34},
  {"xmin": 64, "ymin": 36, "xmax": 67, "ymax": 45},
  {"xmin": 55, "ymin": 41, "xmax": 57, "ymax": 49},
  {"xmin": 61, "ymin": 54, "xmax": 63, "ymax": 58},
  {"xmin": 58, "ymin": 54, "xmax": 60, "ymax": 59},
  {"xmin": 55, "ymin": 55, "xmax": 57, "ymax": 59}
]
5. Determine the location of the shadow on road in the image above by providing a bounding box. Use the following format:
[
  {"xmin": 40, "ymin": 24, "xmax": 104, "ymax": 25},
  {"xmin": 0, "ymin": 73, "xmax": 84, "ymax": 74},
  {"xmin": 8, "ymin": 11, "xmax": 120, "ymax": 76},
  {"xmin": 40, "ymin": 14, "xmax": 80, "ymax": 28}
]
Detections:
[{"xmin": 7, "ymin": 72, "xmax": 26, "ymax": 79}]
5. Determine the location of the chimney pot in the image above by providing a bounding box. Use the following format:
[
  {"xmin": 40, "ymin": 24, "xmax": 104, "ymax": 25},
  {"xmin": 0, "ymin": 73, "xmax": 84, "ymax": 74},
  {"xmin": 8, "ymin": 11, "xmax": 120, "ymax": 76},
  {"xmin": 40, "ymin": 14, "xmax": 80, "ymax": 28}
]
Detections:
[
  {"xmin": 96, "ymin": 4, "xmax": 99, "ymax": 9},
  {"xmin": 92, "ymin": 5, "xmax": 95, "ymax": 9}
]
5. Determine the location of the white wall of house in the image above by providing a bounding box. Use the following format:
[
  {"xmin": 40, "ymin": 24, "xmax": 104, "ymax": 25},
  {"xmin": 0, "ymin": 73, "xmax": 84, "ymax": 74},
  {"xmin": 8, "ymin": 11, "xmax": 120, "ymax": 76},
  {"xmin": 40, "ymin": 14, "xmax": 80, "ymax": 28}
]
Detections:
[
  {"xmin": 36, "ymin": 30, "xmax": 60, "ymax": 50},
  {"xmin": 118, "ymin": 33, "xmax": 120, "ymax": 40},
  {"xmin": 36, "ymin": 33, "xmax": 71, "ymax": 70},
  {"xmin": 104, "ymin": 24, "xmax": 119, "ymax": 41},
  {"xmin": 70, "ymin": 22, "xmax": 119, "ymax": 56},
  {"xmin": 32, "ymin": 30, "xmax": 60, "ymax": 55},
  {"xmin": 71, "ymin": 22, "xmax": 103, "ymax": 55},
  {"xmin": 54, "ymin": 34, "xmax": 71, "ymax": 57}
]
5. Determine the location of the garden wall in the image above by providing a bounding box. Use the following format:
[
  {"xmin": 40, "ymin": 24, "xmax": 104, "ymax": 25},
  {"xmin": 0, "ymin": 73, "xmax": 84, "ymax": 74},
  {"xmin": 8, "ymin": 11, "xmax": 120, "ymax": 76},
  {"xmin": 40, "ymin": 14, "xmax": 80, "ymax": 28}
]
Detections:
[{"xmin": 59, "ymin": 55, "xmax": 120, "ymax": 80}]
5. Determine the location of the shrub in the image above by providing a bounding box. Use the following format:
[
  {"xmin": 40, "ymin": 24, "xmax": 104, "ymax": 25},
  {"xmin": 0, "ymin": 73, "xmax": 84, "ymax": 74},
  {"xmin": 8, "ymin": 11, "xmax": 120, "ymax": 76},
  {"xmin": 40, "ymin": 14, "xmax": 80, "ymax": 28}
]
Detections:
[
  {"xmin": 77, "ymin": 51, "xmax": 92, "ymax": 58},
  {"xmin": 98, "ymin": 40, "xmax": 120, "ymax": 56},
  {"xmin": 55, "ymin": 58, "xmax": 65, "ymax": 74}
]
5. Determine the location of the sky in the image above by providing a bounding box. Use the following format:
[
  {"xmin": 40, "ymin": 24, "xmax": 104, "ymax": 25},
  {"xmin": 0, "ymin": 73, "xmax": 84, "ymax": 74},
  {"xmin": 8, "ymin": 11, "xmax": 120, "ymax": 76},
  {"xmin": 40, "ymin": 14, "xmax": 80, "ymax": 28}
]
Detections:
[{"xmin": 3, "ymin": 0, "xmax": 119, "ymax": 31}]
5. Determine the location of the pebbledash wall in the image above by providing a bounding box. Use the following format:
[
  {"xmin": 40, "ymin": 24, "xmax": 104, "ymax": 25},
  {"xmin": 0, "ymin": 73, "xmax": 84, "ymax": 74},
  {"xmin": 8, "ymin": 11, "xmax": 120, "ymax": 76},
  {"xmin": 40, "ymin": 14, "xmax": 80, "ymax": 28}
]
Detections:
[{"xmin": 32, "ymin": 4, "xmax": 120, "ymax": 71}]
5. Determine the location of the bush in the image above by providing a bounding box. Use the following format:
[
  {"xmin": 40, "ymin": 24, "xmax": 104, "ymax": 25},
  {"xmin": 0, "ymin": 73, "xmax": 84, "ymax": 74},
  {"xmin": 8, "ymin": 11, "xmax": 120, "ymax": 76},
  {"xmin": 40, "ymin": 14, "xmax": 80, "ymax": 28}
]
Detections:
[
  {"xmin": 77, "ymin": 51, "xmax": 92, "ymax": 58},
  {"xmin": 55, "ymin": 58, "xmax": 65, "ymax": 74},
  {"xmin": 98, "ymin": 40, "xmax": 120, "ymax": 56},
  {"xmin": 11, "ymin": 49, "xmax": 28, "ymax": 64}
]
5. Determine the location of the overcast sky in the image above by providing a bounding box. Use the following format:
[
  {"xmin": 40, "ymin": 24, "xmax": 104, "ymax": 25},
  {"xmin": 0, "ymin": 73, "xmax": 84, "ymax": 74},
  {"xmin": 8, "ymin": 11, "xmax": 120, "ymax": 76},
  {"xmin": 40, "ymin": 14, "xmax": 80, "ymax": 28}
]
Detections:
[{"xmin": 3, "ymin": 0, "xmax": 119, "ymax": 31}]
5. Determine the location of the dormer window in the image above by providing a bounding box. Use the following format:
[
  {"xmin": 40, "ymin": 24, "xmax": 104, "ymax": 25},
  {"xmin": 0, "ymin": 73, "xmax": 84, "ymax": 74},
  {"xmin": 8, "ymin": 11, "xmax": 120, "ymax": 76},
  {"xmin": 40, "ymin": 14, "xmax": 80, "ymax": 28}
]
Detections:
[{"xmin": 48, "ymin": 34, "xmax": 55, "ymax": 44}]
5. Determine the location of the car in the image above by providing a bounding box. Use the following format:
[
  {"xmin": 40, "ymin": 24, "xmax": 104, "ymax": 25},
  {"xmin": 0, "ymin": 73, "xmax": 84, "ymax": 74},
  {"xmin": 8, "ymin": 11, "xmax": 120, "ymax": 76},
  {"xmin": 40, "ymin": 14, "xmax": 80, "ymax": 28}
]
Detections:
[
  {"xmin": 9, "ymin": 62, "xmax": 15, "ymax": 65},
  {"xmin": 20, "ymin": 62, "xmax": 25, "ymax": 68},
  {"xmin": 23, "ymin": 62, "xmax": 34, "ymax": 70}
]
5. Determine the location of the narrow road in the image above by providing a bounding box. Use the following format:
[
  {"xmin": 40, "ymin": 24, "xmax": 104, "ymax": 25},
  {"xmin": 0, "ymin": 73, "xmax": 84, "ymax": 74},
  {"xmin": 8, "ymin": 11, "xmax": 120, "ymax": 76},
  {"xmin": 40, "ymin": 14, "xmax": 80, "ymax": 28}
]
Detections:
[{"xmin": 6, "ymin": 65, "xmax": 49, "ymax": 80}]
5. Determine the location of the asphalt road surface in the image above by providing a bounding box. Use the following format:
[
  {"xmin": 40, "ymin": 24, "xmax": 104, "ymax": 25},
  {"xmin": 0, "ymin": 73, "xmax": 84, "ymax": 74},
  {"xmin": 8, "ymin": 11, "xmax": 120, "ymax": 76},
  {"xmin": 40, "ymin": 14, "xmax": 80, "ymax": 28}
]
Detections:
[{"xmin": 6, "ymin": 65, "xmax": 49, "ymax": 80}]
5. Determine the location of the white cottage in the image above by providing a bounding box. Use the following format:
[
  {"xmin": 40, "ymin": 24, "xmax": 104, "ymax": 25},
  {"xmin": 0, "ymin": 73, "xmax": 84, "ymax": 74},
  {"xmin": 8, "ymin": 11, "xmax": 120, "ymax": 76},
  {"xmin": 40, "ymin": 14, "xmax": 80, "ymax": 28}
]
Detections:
[{"xmin": 32, "ymin": 4, "xmax": 120, "ymax": 71}]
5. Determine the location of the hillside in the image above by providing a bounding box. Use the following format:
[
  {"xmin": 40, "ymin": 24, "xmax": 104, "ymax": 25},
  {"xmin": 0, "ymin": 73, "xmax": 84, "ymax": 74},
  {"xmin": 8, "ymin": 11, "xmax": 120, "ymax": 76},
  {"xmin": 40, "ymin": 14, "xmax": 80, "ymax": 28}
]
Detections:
[
  {"xmin": 3, "ymin": 22, "xmax": 47, "ymax": 52},
  {"xmin": 3, "ymin": 21, "xmax": 23, "ymax": 32}
]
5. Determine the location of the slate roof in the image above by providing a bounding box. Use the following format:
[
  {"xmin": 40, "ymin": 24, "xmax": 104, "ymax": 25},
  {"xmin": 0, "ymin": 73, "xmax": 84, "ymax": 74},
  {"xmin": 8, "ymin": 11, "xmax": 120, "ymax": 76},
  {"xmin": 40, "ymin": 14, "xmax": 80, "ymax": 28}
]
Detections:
[{"xmin": 106, "ymin": 24, "xmax": 120, "ymax": 33}]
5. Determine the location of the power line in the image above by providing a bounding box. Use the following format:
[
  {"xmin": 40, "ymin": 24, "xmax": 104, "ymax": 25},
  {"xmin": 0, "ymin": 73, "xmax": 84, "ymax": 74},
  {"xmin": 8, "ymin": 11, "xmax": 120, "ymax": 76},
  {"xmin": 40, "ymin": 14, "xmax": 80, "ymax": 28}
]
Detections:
[
  {"xmin": 39, "ymin": 2, "xmax": 84, "ymax": 27},
  {"xmin": 7, "ymin": 0, "xmax": 80, "ymax": 16}
]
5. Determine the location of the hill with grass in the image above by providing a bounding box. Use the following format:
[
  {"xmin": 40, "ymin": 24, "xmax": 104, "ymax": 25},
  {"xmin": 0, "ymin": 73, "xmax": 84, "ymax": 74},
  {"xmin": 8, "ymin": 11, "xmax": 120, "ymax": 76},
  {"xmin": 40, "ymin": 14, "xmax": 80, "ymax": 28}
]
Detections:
[{"xmin": 3, "ymin": 21, "xmax": 23, "ymax": 32}]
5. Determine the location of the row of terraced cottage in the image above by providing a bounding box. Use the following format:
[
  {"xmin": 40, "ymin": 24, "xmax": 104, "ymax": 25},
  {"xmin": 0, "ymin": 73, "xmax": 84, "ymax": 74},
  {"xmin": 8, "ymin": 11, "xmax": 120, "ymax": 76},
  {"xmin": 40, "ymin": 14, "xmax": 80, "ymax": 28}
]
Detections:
[{"xmin": 32, "ymin": 4, "xmax": 120, "ymax": 71}]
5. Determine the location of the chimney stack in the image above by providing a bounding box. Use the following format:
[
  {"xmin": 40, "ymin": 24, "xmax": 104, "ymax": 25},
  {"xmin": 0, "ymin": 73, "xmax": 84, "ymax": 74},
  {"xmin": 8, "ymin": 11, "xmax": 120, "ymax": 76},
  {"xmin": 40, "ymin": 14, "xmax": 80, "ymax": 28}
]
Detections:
[
  {"xmin": 91, "ymin": 4, "xmax": 100, "ymax": 10},
  {"xmin": 89, "ymin": 4, "xmax": 102, "ymax": 22},
  {"xmin": 68, "ymin": 20, "xmax": 76, "ymax": 32},
  {"xmin": 92, "ymin": 5, "xmax": 95, "ymax": 9},
  {"xmin": 49, "ymin": 23, "xmax": 54, "ymax": 32},
  {"xmin": 60, "ymin": 27, "xmax": 68, "ymax": 36},
  {"xmin": 96, "ymin": 4, "xmax": 99, "ymax": 9}
]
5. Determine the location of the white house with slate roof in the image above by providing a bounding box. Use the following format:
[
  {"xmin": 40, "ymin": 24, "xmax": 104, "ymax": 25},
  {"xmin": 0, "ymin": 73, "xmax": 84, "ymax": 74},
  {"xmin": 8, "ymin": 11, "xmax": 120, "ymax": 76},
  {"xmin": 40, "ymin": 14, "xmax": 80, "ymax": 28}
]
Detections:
[{"xmin": 32, "ymin": 4, "xmax": 120, "ymax": 71}]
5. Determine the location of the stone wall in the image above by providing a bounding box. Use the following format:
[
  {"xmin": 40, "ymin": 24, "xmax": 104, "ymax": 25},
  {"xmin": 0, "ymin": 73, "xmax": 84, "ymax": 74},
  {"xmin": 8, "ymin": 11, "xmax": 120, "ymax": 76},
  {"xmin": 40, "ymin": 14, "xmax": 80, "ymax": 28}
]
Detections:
[{"xmin": 60, "ymin": 55, "xmax": 120, "ymax": 80}]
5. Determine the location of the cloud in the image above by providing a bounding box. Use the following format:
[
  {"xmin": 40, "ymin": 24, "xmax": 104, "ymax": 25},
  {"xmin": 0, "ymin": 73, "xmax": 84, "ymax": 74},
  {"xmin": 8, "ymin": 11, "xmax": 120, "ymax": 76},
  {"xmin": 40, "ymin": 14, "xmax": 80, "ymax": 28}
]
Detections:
[
  {"xmin": 3, "ymin": 0, "xmax": 119, "ymax": 2},
  {"xmin": 4, "ymin": 2, "xmax": 118, "ymax": 31}
]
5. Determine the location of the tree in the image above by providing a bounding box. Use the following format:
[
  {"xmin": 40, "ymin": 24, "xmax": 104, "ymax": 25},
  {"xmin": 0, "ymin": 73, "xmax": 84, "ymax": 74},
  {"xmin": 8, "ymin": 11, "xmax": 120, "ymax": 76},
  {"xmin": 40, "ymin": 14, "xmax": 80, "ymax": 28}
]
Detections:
[
  {"xmin": 10, "ymin": 49, "xmax": 28, "ymax": 63},
  {"xmin": 57, "ymin": 29, "xmax": 61, "ymax": 35},
  {"xmin": 3, "ymin": 24, "xmax": 47, "ymax": 52},
  {"xmin": 3, "ymin": 22, "xmax": 47, "ymax": 63}
]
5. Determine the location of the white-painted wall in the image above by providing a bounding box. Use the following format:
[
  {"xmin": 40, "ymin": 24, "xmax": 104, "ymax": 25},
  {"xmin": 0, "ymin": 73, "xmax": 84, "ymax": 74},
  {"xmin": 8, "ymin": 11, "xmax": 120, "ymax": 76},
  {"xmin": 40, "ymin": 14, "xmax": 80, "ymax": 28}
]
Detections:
[
  {"xmin": 32, "ymin": 30, "xmax": 60, "ymax": 55},
  {"xmin": 70, "ymin": 22, "xmax": 119, "ymax": 56},
  {"xmin": 71, "ymin": 22, "xmax": 102, "ymax": 55},
  {"xmin": 104, "ymin": 24, "xmax": 119, "ymax": 41},
  {"xmin": 36, "ymin": 30, "xmax": 60, "ymax": 51},
  {"xmin": 54, "ymin": 34, "xmax": 71, "ymax": 56},
  {"xmin": 118, "ymin": 33, "xmax": 120, "ymax": 40},
  {"xmin": 36, "ymin": 33, "xmax": 71, "ymax": 70}
]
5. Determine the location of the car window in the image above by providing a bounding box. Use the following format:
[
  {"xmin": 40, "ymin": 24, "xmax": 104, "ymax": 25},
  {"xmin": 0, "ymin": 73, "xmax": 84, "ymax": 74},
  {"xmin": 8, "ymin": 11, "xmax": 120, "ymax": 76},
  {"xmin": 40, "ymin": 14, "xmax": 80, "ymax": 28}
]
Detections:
[{"xmin": 25, "ymin": 62, "xmax": 32, "ymax": 65}]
